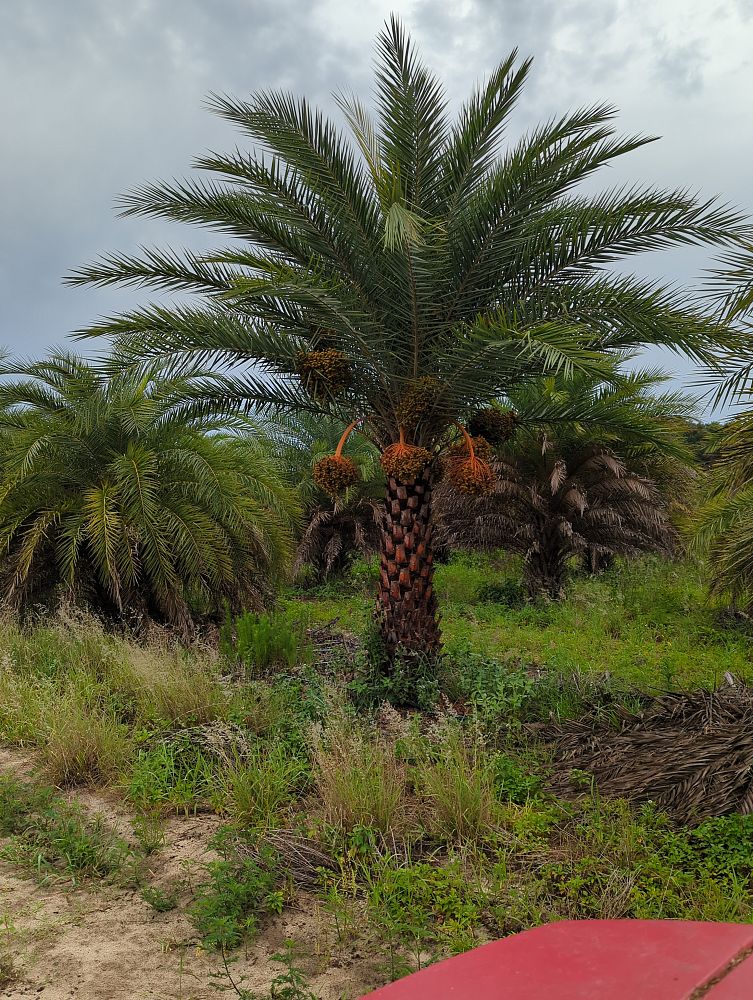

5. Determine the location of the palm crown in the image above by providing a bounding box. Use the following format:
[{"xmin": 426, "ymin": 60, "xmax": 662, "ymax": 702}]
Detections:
[
  {"xmin": 69, "ymin": 17, "xmax": 747, "ymax": 666},
  {"xmin": 0, "ymin": 354, "xmax": 298, "ymax": 629},
  {"xmin": 436, "ymin": 368, "xmax": 695, "ymax": 598}
]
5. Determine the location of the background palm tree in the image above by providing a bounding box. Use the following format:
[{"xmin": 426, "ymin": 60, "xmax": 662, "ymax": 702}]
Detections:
[
  {"xmin": 693, "ymin": 408, "xmax": 753, "ymax": 612},
  {"xmin": 436, "ymin": 370, "xmax": 695, "ymax": 599},
  {"xmin": 266, "ymin": 412, "xmax": 382, "ymax": 581},
  {"xmin": 0, "ymin": 354, "xmax": 298, "ymax": 630},
  {"xmin": 70, "ymin": 18, "xmax": 747, "ymax": 665}
]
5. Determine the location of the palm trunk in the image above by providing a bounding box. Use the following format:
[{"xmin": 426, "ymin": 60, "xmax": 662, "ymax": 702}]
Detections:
[
  {"xmin": 376, "ymin": 466, "xmax": 441, "ymax": 665},
  {"xmin": 524, "ymin": 521, "xmax": 567, "ymax": 600}
]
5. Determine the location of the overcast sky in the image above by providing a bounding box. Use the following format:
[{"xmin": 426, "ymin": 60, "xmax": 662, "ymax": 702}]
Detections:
[{"xmin": 1, "ymin": 0, "xmax": 752, "ymax": 412}]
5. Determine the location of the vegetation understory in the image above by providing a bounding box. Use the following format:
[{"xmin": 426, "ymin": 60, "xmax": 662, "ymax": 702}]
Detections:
[{"xmin": 2, "ymin": 556, "xmax": 753, "ymax": 998}]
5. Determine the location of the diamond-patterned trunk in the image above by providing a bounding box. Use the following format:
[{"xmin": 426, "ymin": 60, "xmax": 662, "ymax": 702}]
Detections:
[{"xmin": 376, "ymin": 466, "xmax": 441, "ymax": 663}]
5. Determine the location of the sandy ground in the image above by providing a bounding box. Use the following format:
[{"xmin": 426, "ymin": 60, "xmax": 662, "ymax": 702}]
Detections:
[{"xmin": 0, "ymin": 750, "xmax": 384, "ymax": 1000}]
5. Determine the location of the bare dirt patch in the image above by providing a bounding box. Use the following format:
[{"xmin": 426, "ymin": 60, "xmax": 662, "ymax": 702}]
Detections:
[{"xmin": 0, "ymin": 751, "xmax": 384, "ymax": 1000}]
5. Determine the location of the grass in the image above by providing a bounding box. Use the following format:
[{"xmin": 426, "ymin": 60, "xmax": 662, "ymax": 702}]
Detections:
[
  {"xmin": 126, "ymin": 739, "xmax": 215, "ymax": 814},
  {"xmin": 1, "ymin": 556, "xmax": 753, "ymax": 991},
  {"xmin": 312, "ymin": 716, "xmax": 411, "ymax": 836},
  {"xmin": 415, "ymin": 727, "xmax": 502, "ymax": 842},
  {"xmin": 298, "ymin": 554, "xmax": 753, "ymax": 690},
  {"xmin": 0, "ymin": 775, "xmax": 134, "ymax": 883},
  {"xmin": 220, "ymin": 742, "xmax": 310, "ymax": 829}
]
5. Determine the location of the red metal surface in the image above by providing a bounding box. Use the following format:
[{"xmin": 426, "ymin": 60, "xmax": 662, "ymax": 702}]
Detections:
[
  {"xmin": 361, "ymin": 920, "xmax": 753, "ymax": 999},
  {"xmin": 702, "ymin": 948, "xmax": 753, "ymax": 998}
]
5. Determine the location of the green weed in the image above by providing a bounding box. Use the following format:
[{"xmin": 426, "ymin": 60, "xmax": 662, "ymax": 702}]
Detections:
[
  {"xmin": 365, "ymin": 860, "xmax": 483, "ymax": 977},
  {"xmin": 0, "ymin": 775, "xmax": 133, "ymax": 883},
  {"xmin": 191, "ymin": 829, "xmax": 287, "ymax": 949},
  {"xmin": 126, "ymin": 739, "xmax": 214, "ymax": 814},
  {"xmin": 141, "ymin": 884, "xmax": 180, "ymax": 912},
  {"xmin": 214, "ymin": 940, "xmax": 319, "ymax": 999},
  {"xmin": 221, "ymin": 608, "xmax": 313, "ymax": 675},
  {"xmin": 219, "ymin": 743, "xmax": 310, "ymax": 829},
  {"xmin": 131, "ymin": 810, "xmax": 167, "ymax": 855}
]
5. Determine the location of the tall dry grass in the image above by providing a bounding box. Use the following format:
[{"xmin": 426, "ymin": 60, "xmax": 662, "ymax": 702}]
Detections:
[
  {"xmin": 0, "ymin": 610, "xmax": 228, "ymax": 786},
  {"xmin": 311, "ymin": 716, "xmax": 411, "ymax": 836}
]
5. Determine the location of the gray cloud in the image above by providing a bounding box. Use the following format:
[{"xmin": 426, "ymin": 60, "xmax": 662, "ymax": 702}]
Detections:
[
  {"xmin": 1, "ymin": 0, "xmax": 752, "ymax": 413},
  {"xmin": 653, "ymin": 37, "xmax": 707, "ymax": 96}
]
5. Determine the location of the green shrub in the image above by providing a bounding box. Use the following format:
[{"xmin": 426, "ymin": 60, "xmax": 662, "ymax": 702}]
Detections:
[
  {"xmin": 491, "ymin": 753, "xmax": 542, "ymax": 804},
  {"xmin": 191, "ymin": 828, "xmax": 286, "ymax": 949},
  {"xmin": 434, "ymin": 552, "xmax": 499, "ymax": 606},
  {"xmin": 221, "ymin": 608, "xmax": 313, "ymax": 675},
  {"xmin": 229, "ymin": 675, "xmax": 328, "ymax": 756},
  {"xmin": 348, "ymin": 630, "xmax": 439, "ymax": 711},
  {"xmin": 476, "ymin": 579, "xmax": 526, "ymax": 607},
  {"xmin": 517, "ymin": 799, "xmax": 753, "ymax": 926},
  {"xmin": 447, "ymin": 651, "xmax": 535, "ymax": 730},
  {"xmin": 347, "ymin": 555, "xmax": 381, "ymax": 592}
]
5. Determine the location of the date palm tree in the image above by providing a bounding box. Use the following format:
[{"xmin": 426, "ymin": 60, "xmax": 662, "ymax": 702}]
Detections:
[
  {"xmin": 435, "ymin": 369, "xmax": 694, "ymax": 599},
  {"xmin": 0, "ymin": 354, "xmax": 298, "ymax": 630},
  {"xmin": 70, "ymin": 18, "xmax": 746, "ymax": 664}
]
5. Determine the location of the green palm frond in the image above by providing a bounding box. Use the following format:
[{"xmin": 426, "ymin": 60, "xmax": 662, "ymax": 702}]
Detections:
[
  {"xmin": 67, "ymin": 18, "xmax": 748, "ymax": 455},
  {"xmin": 0, "ymin": 353, "xmax": 300, "ymax": 627}
]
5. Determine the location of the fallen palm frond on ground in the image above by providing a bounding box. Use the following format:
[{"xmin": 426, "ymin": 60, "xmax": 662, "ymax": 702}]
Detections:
[
  {"xmin": 549, "ymin": 680, "xmax": 753, "ymax": 824},
  {"xmin": 235, "ymin": 829, "xmax": 338, "ymax": 891}
]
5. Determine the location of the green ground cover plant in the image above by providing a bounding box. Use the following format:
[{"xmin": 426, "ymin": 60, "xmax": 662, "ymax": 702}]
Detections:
[
  {"xmin": 301, "ymin": 555, "xmax": 753, "ymax": 690},
  {"xmin": 0, "ymin": 775, "xmax": 133, "ymax": 883},
  {"xmin": 191, "ymin": 829, "xmax": 288, "ymax": 950}
]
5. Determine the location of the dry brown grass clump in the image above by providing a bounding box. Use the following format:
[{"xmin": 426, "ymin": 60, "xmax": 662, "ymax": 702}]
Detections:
[
  {"xmin": 108, "ymin": 645, "xmax": 228, "ymax": 725},
  {"xmin": 311, "ymin": 716, "xmax": 412, "ymax": 836},
  {"xmin": 41, "ymin": 694, "xmax": 132, "ymax": 787}
]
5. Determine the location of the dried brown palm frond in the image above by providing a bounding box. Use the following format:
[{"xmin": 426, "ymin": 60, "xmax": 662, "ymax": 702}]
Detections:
[
  {"xmin": 548, "ymin": 682, "xmax": 753, "ymax": 824},
  {"xmin": 234, "ymin": 829, "xmax": 338, "ymax": 890},
  {"xmin": 306, "ymin": 618, "xmax": 362, "ymax": 665},
  {"xmin": 294, "ymin": 500, "xmax": 381, "ymax": 580},
  {"xmin": 158, "ymin": 721, "xmax": 254, "ymax": 768}
]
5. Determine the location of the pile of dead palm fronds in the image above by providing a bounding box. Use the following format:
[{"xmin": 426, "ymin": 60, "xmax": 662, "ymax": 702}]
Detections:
[
  {"xmin": 306, "ymin": 618, "xmax": 361, "ymax": 667},
  {"xmin": 548, "ymin": 678, "xmax": 753, "ymax": 825},
  {"xmin": 234, "ymin": 829, "xmax": 338, "ymax": 890}
]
